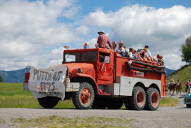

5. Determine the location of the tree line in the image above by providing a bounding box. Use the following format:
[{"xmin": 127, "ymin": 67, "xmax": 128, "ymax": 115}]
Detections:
[{"xmin": 0, "ymin": 76, "xmax": 3, "ymax": 82}]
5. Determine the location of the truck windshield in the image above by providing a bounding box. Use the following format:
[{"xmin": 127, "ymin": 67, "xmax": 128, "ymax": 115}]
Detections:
[{"xmin": 64, "ymin": 51, "xmax": 97, "ymax": 62}]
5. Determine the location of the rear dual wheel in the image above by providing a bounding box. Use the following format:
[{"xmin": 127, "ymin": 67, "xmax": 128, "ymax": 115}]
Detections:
[
  {"xmin": 124, "ymin": 86, "xmax": 160, "ymax": 111},
  {"xmin": 124, "ymin": 86, "xmax": 146, "ymax": 110},
  {"xmin": 145, "ymin": 88, "xmax": 160, "ymax": 111}
]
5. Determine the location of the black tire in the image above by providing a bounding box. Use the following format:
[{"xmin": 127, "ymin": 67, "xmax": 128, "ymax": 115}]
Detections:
[
  {"xmin": 145, "ymin": 88, "xmax": 160, "ymax": 111},
  {"xmin": 72, "ymin": 82, "xmax": 95, "ymax": 109},
  {"xmin": 38, "ymin": 96, "xmax": 60, "ymax": 109},
  {"xmin": 124, "ymin": 86, "xmax": 146, "ymax": 110},
  {"xmin": 186, "ymin": 104, "xmax": 191, "ymax": 108},
  {"xmin": 106, "ymin": 98, "xmax": 123, "ymax": 109},
  {"xmin": 92, "ymin": 96, "xmax": 107, "ymax": 109}
]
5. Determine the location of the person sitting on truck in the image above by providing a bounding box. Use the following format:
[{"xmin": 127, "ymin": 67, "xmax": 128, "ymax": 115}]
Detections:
[
  {"xmin": 144, "ymin": 45, "xmax": 152, "ymax": 57},
  {"xmin": 112, "ymin": 41, "xmax": 117, "ymax": 52},
  {"xmin": 97, "ymin": 31, "xmax": 112, "ymax": 49},
  {"xmin": 131, "ymin": 49, "xmax": 139, "ymax": 59},
  {"xmin": 124, "ymin": 46, "xmax": 129, "ymax": 57},
  {"xmin": 138, "ymin": 45, "xmax": 152, "ymax": 62},
  {"xmin": 144, "ymin": 45, "xmax": 154, "ymax": 62},
  {"xmin": 138, "ymin": 49, "xmax": 146, "ymax": 61},
  {"xmin": 83, "ymin": 42, "xmax": 89, "ymax": 49},
  {"xmin": 157, "ymin": 54, "xmax": 164, "ymax": 65},
  {"xmin": 129, "ymin": 48, "xmax": 136, "ymax": 59},
  {"xmin": 117, "ymin": 40, "xmax": 125, "ymax": 56}
]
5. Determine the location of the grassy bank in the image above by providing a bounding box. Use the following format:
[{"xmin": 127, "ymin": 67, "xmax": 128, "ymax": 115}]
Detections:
[
  {"xmin": 168, "ymin": 64, "xmax": 191, "ymax": 92},
  {"xmin": 0, "ymin": 83, "xmax": 74, "ymax": 108},
  {"xmin": 160, "ymin": 97, "xmax": 178, "ymax": 107}
]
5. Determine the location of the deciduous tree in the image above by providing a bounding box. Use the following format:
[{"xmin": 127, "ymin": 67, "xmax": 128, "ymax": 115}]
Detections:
[{"xmin": 181, "ymin": 36, "xmax": 191, "ymax": 63}]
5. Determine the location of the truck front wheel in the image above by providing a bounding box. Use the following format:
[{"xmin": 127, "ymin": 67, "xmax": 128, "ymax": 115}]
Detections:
[
  {"xmin": 124, "ymin": 86, "xmax": 146, "ymax": 110},
  {"xmin": 72, "ymin": 82, "xmax": 95, "ymax": 109},
  {"xmin": 38, "ymin": 96, "xmax": 60, "ymax": 109},
  {"xmin": 145, "ymin": 88, "xmax": 160, "ymax": 111}
]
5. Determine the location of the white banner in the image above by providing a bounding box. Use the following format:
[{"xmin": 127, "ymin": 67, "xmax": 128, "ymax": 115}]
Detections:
[{"xmin": 28, "ymin": 65, "xmax": 67, "ymax": 100}]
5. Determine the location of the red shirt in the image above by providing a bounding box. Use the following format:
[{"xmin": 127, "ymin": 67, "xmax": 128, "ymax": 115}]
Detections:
[
  {"xmin": 97, "ymin": 34, "xmax": 111, "ymax": 48},
  {"xmin": 186, "ymin": 81, "xmax": 191, "ymax": 86}
]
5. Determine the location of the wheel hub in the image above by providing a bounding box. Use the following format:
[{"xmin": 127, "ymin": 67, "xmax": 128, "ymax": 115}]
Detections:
[
  {"xmin": 151, "ymin": 92, "xmax": 159, "ymax": 107},
  {"xmin": 137, "ymin": 91, "xmax": 145, "ymax": 107},
  {"xmin": 80, "ymin": 88, "xmax": 91, "ymax": 104}
]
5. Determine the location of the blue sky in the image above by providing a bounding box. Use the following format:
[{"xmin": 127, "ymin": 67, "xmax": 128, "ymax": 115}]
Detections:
[
  {"xmin": 0, "ymin": 0, "xmax": 191, "ymax": 70},
  {"xmin": 79, "ymin": 0, "xmax": 191, "ymax": 12},
  {"xmin": 28, "ymin": 0, "xmax": 191, "ymax": 19}
]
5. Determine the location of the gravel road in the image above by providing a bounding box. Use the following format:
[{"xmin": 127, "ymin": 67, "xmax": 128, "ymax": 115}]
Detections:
[{"xmin": 0, "ymin": 97, "xmax": 191, "ymax": 128}]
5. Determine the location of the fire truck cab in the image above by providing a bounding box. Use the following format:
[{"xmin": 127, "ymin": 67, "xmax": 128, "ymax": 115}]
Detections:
[{"xmin": 24, "ymin": 48, "xmax": 166, "ymax": 111}]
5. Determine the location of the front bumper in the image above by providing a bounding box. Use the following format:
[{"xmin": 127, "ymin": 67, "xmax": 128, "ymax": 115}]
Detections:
[
  {"xmin": 23, "ymin": 65, "xmax": 80, "ymax": 100},
  {"xmin": 184, "ymin": 93, "xmax": 191, "ymax": 104}
]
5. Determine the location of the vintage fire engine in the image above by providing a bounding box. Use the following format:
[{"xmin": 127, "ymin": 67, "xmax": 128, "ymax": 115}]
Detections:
[{"xmin": 24, "ymin": 48, "xmax": 166, "ymax": 111}]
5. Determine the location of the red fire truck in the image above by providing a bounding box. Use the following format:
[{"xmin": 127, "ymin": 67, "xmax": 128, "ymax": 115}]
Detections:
[{"xmin": 24, "ymin": 48, "xmax": 166, "ymax": 111}]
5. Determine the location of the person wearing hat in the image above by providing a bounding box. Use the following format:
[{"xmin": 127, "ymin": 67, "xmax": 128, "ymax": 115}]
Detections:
[
  {"xmin": 144, "ymin": 45, "xmax": 152, "ymax": 58},
  {"xmin": 97, "ymin": 31, "xmax": 112, "ymax": 49}
]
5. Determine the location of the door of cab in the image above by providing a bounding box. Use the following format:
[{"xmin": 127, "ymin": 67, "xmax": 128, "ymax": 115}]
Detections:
[{"xmin": 97, "ymin": 51, "xmax": 114, "ymax": 84}]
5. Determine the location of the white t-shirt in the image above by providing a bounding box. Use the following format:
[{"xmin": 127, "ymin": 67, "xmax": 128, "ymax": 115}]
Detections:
[{"xmin": 145, "ymin": 50, "xmax": 152, "ymax": 57}]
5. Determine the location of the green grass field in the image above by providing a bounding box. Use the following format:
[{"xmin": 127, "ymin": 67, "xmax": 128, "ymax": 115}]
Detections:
[
  {"xmin": 160, "ymin": 97, "xmax": 178, "ymax": 107},
  {"xmin": 0, "ymin": 83, "xmax": 178, "ymax": 108},
  {"xmin": 0, "ymin": 83, "xmax": 74, "ymax": 108}
]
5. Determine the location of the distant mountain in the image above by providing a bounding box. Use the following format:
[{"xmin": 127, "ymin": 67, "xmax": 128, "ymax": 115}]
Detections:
[
  {"xmin": 0, "ymin": 68, "xmax": 26, "ymax": 83},
  {"xmin": 165, "ymin": 68, "xmax": 176, "ymax": 76},
  {"xmin": 0, "ymin": 67, "xmax": 175, "ymax": 83}
]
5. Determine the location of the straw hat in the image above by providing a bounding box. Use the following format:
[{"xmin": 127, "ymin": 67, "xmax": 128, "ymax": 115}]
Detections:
[{"xmin": 98, "ymin": 31, "xmax": 105, "ymax": 34}]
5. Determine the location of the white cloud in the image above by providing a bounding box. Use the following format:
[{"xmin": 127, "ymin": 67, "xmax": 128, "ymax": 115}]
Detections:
[
  {"xmin": 75, "ymin": 25, "xmax": 89, "ymax": 35},
  {"xmin": 0, "ymin": 0, "xmax": 82, "ymax": 70},
  {"xmin": 1, "ymin": 2, "xmax": 191, "ymax": 70},
  {"xmin": 87, "ymin": 38, "xmax": 97, "ymax": 48},
  {"xmin": 164, "ymin": 54, "xmax": 186, "ymax": 69},
  {"xmin": 84, "ymin": 5, "xmax": 191, "ymax": 69},
  {"xmin": 0, "ymin": 41, "xmax": 38, "ymax": 57}
]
